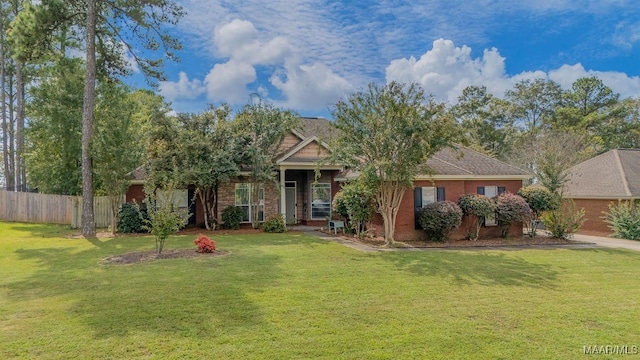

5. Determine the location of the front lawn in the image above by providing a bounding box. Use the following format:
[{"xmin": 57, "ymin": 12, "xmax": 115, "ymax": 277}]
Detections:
[{"xmin": 1, "ymin": 222, "xmax": 639, "ymax": 359}]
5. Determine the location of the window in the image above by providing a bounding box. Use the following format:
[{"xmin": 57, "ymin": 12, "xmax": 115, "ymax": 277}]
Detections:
[
  {"xmin": 421, "ymin": 187, "xmax": 437, "ymax": 206},
  {"xmin": 311, "ymin": 183, "xmax": 331, "ymax": 219},
  {"xmin": 235, "ymin": 183, "xmax": 264, "ymax": 223},
  {"xmin": 414, "ymin": 186, "xmax": 445, "ymax": 229},
  {"xmin": 477, "ymin": 186, "xmax": 506, "ymax": 226},
  {"xmin": 156, "ymin": 189, "xmax": 190, "ymax": 222}
]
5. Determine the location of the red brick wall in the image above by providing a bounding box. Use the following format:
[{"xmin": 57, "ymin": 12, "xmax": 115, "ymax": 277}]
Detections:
[
  {"xmin": 125, "ymin": 184, "xmax": 145, "ymax": 203},
  {"xmin": 370, "ymin": 179, "xmax": 525, "ymax": 241},
  {"xmin": 571, "ymin": 198, "xmax": 616, "ymax": 235}
]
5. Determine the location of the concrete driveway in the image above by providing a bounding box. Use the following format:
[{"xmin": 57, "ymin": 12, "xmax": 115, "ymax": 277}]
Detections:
[{"xmin": 572, "ymin": 233, "xmax": 640, "ymax": 252}]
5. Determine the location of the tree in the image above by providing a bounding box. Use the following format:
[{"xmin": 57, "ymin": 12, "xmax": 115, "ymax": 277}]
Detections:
[
  {"xmin": 174, "ymin": 105, "xmax": 241, "ymax": 230},
  {"xmin": 142, "ymin": 182, "xmax": 188, "ymax": 255},
  {"xmin": 450, "ymin": 85, "xmax": 515, "ymax": 160},
  {"xmin": 329, "ymin": 82, "xmax": 458, "ymax": 244},
  {"xmin": 234, "ymin": 100, "xmax": 299, "ymax": 229},
  {"xmin": 9, "ymin": 0, "xmax": 184, "ymax": 236},
  {"xmin": 24, "ymin": 58, "xmax": 84, "ymax": 195},
  {"xmin": 335, "ymin": 180, "xmax": 375, "ymax": 238},
  {"xmin": 505, "ymin": 78, "xmax": 562, "ymax": 138},
  {"xmin": 517, "ymin": 186, "xmax": 558, "ymax": 236},
  {"xmin": 510, "ymin": 130, "xmax": 595, "ymax": 193},
  {"xmin": 555, "ymin": 76, "xmax": 622, "ymax": 131},
  {"xmin": 93, "ymin": 81, "xmax": 145, "ymax": 234}
]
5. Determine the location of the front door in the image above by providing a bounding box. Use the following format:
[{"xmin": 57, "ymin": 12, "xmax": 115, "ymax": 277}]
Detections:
[{"xmin": 285, "ymin": 182, "xmax": 296, "ymax": 225}]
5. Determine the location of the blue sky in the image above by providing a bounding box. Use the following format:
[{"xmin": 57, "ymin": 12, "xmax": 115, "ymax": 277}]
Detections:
[{"xmin": 127, "ymin": 0, "xmax": 640, "ymax": 118}]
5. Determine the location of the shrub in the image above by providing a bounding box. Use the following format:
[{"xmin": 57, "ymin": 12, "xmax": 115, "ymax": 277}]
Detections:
[
  {"xmin": 603, "ymin": 201, "xmax": 640, "ymax": 240},
  {"xmin": 332, "ymin": 191, "xmax": 350, "ymax": 221},
  {"xmin": 518, "ymin": 186, "xmax": 559, "ymax": 236},
  {"xmin": 418, "ymin": 201, "xmax": 463, "ymax": 242},
  {"xmin": 457, "ymin": 194, "xmax": 495, "ymax": 240},
  {"xmin": 194, "ymin": 235, "xmax": 216, "ymax": 253},
  {"xmin": 495, "ymin": 192, "xmax": 532, "ymax": 238},
  {"xmin": 116, "ymin": 202, "xmax": 149, "ymax": 233},
  {"xmin": 543, "ymin": 200, "xmax": 585, "ymax": 239},
  {"xmin": 143, "ymin": 187, "xmax": 189, "ymax": 255},
  {"xmin": 262, "ymin": 214, "xmax": 286, "ymax": 233},
  {"xmin": 221, "ymin": 206, "xmax": 244, "ymax": 230},
  {"xmin": 334, "ymin": 181, "xmax": 375, "ymax": 238}
]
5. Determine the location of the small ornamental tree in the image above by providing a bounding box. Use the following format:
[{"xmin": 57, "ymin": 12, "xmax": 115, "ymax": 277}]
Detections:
[
  {"xmin": 418, "ymin": 201, "xmax": 463, "ymax": 242},
  {"xmin": 142, "ymin": 184, "xmax": 189, "ymax": 255},
  {"xmin": 518, "ymin": 186, "xmax": 559, "ymax": 236},
  {"xmin": 543, "ymin": 200, "xmax": 585, "ymax": 239},
  {"xmin": 333, "ymin": 181, "xmax": 375, "ymax": 238},
  {"xmin": 603, "ymin": 201, "xmax": 640, "ymax": 240},
  {"xmin": 457, "ymin": 194, "xmax": 495, "ymax": 241},
  {"xmin": 494, "ymin": 192, "xmax": 532, "ymax": 238}
]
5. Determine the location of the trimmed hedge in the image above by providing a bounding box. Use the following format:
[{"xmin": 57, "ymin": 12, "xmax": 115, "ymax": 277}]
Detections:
[
  {"xmin": 495, "ymin": 192, "xmax": 532, "ymax": 238},
  {"xmin": 418, "ymin": 201, "xmax": 463, "ymax": 242}
]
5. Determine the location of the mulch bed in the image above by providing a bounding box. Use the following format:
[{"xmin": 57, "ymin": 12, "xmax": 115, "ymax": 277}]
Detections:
[
  {"xmin": 100, "ymin": 249, "xmax": 230, "ymax": 265},
  {"xmin": 319, "ymin": 229, "xmax": 582, "ymax": 249}
]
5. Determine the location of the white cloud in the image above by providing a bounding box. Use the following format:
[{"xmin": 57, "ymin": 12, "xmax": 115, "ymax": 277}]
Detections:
[
  {"xmin": 271, "ymin": 61, "xmax": 354, "ymax": 110},
  {"xmin": 214, "ymin": 19, "xmax": 293, "ymax": 65},
  {"xmin": 158, "ymin": 71, "xmax": 205, "ymax": 101},
  {"xmin": 386, "ymin": 39, "xmax": 640, "ymax": 103},
  {"xmin": 203, "ymin": 60, "xmax": 257, "ymax": 103},
  {"xmin": 386, "ymin": 39, "xmax": 513, "ymax": 103},
  {"xmin": 549, "ymin": 64, "xmax": 640, "ymax": 99}
]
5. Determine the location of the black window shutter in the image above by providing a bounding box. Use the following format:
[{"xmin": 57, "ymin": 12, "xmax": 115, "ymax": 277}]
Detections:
[
  {"xmin": 436, "ymin": 187, "xmax": 445, "ymax": 202},
  {"xmin": 498, "ymin": 186, "xmax": 506, "ymax": 195},
  {"xmin": 414, "ymin": 187, "xmax": 422, "ymax": 230},
  {"xmin": 477, "ymin": 186, "xmax": 485, "ymax": 195}
]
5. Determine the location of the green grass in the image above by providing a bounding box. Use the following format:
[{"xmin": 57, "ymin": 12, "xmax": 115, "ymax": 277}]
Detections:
[{"xmin": 1, "ymin": 222, "xmax": 639, "ymax": 359}]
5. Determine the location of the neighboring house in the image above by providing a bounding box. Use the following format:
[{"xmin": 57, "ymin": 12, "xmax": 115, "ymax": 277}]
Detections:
[
  {"xmin": 563, "ymin": 149, "xmax": 640, "ymax": 234},
  {"xmin": 127, "ymin": 117, "xmax": 532, "ymax": 240}
]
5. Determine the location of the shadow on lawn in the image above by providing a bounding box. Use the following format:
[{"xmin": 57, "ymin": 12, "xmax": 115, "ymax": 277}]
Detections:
[
  {"xmin": 8, "ymin": 235, "xmax": 283, "ymax": 338},
  {"xmin": 384, "ymin": 250, "xmax": 559, "ymax": 288}
]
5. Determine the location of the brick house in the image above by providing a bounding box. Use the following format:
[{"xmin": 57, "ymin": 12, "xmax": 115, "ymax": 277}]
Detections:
[
  {"xmin": 562, "ymin": 149, "xmax": 640, "ymax": 234},
  {"xmin": 127, "ymin": 117, "xmax": 532, "ymax": 239}
]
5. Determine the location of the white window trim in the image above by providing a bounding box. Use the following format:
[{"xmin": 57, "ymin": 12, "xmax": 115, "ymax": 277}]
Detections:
[
  {"xmin": 310, "ymin": 183, "xmax": 332, "ymax": 220},
  {"xmin": 421, "ymin": 186, "xmax": 437, "ymax": 207},
  {"xmin": 482, "ymin": 186, "xmax": 498, "ymax": 226}
]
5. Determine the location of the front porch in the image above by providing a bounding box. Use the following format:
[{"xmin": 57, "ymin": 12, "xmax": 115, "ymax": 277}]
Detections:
[{"xmin": 277, "ymin": 168, "xmax": 341, "ymax": 226}]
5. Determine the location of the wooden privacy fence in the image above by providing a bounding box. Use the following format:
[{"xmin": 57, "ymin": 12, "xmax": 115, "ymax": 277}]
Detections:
[{"xmin": 0, "ymin": 190, "xmax": 124, "ymax": 229}]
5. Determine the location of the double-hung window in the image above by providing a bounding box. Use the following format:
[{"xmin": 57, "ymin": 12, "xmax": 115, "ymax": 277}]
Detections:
[
  {"xmin": 235, "ymin": 183, "xmax": 264, "ymax": 223},
  {"xmin": 414, "ymin": 186, "xmax": 445, "ymax": 229},
  {"xmin": 311, "ymin": 183, "xmax": 331, "ymax": 219},
  {"xmin": 477, "ymin": 186, "xmax": 505, "ymax": 226}
]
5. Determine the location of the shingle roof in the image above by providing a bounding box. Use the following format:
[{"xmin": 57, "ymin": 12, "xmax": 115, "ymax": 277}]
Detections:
[
  {"xmin": 563, "ymin": 149, "xmax": 640, "ymax": 198},
  {"xmin": 335, "ymin": 145, "xmax": 532, "ymax": 180},
  {"xmin": 428, "ymin": 146, "xmax": 531, "ymax": 176},
  {"xmin": 296, "ymin": 117, "xmax": 335, "ymax": 143},
  {"xmin": 128, "ymin": 165, "xmax": 146, "ymax": 181}
]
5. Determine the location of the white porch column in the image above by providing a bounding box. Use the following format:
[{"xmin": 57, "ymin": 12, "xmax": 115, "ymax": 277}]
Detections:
[{"xmin": 279, "ymin": 167, "xmax": 286, "ymax": 218}]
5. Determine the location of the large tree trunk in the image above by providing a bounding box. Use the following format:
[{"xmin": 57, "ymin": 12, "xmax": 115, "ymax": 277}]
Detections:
[
  {"xmin": 377, "ymin": 182, "xmax": 406, "ymax": 245},
  {"xmin": 15, "ymin": 60, "xmax": 24, "ymax": 191},
  {"xmin": 0, "ymin": 24, "xmax": 8, "ymax": 191},
  {"xmin": 81, "ymin": 0, "xmax": 97, "ymax": 237},
  {"xmin": 6, "ymin": 70, "xmax": 15, "ymax": 191}
]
